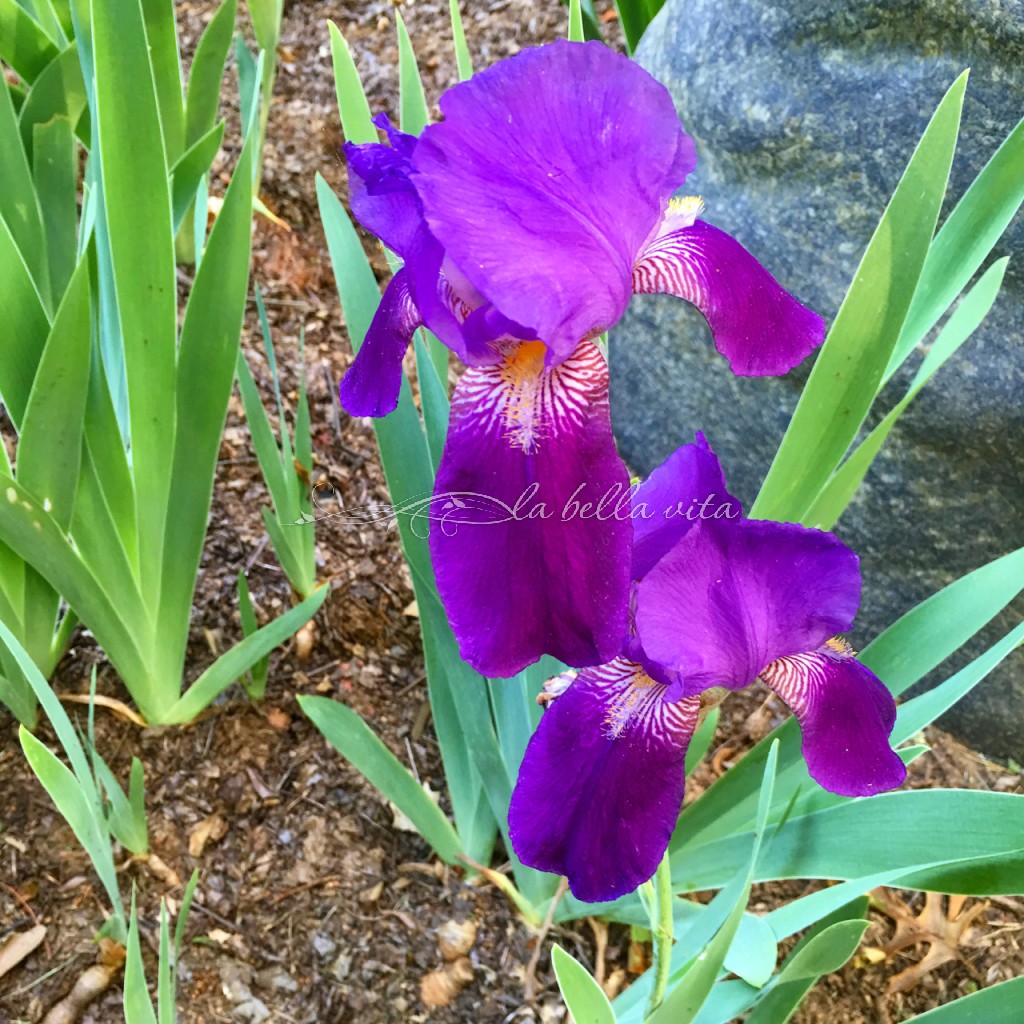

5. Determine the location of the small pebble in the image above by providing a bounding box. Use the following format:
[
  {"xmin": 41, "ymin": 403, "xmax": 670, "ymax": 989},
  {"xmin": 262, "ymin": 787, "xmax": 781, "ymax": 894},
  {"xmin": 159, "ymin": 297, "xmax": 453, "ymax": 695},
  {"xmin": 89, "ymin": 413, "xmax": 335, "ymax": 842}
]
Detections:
[
  {"xmin": 233, "ymin": 997, "xmax": 271, "ymax": 1023},
  {"xmin": 254, "ymin": 967, "xmax": 299, "ymax": 993},
  {"xmin": 330, "ymin": 952, "xmax": 353, "ymax": 980},
  {"xmin": 220, "ymin": 964, "xmax": 254, "ymax": 1004},
  {"xmin": 312, "ymin": 932, "xmax": 337, "ymax": 958}
]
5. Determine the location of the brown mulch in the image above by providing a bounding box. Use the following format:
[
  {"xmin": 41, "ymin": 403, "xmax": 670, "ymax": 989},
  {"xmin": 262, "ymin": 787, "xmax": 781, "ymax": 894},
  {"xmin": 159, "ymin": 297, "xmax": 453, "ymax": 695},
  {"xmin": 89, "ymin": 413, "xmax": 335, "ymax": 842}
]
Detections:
[{"xmin": 1, "ymin": 2, "xmax": 1021, "ymax": 1022}]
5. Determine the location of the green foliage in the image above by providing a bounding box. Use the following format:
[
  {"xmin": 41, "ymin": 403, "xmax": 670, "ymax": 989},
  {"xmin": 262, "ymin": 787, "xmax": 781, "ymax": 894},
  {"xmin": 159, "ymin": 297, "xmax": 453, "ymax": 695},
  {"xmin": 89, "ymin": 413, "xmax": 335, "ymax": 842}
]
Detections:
[
  {"xmin": 752, "ymin": 73, "xmax": 967, "ymax": 524},
  {"xmin": 559, "ymin": 0, "xmax": 603, "ymax": 42},
  {"xmin": 902, "ymin": 979, "xmax": 1024, "ymax": 1023},
  {"xmin": 615, "ymin": 0, "xmax": 667, "ymax": 53},
  {"xmin": 559, "ymin": 0, "xmax": 667, "ymax": 51},
  {"xmin": 753, "ymin": 79, "xmax": 1022, "ymax": 534},
  {"xmin": 744, "ymin": 915, "xmax": 871, "ymax": 1024},
  {"xmin": 236, "ymin": 286, "xmax": 318, "ymax": 600},
  {"xmin": 885, "ymin": 111, "xmax": 1024, "ymax": 381},
  {"xmin": 552, "ymin": 944, "xmax": 616, "ymax": 1024},
  {"xmin": 645, "ymin": 744, "xmax": 778, "ymax": 1024},
  {"xmin": 236, "ymin": 573, "xmax": 270, "ymax": 698},
  {"xmin": 300, "ymin": 695, "xmax": 465, "ymax": 865},
  {"xmin": 0, "ymin": 0, "xmax": 323, "ymax": 725},
  {"xmin": 805, "ymin": 256, "xmax": 1008, "ymax": 528},
  {"xmin": 448, "ymin": 0, "xmax": 472, "ymax": 80},
  {"xmin": 124, "ymin": 872, "xmax": 199, "ymax": 1024},
  {"xmin": 568, "ymin": 0, "xmax": 586, "ymax": 41},
  {"xmin": 3, "ymin": 624, "xmax": 150, "ymax": 943}
]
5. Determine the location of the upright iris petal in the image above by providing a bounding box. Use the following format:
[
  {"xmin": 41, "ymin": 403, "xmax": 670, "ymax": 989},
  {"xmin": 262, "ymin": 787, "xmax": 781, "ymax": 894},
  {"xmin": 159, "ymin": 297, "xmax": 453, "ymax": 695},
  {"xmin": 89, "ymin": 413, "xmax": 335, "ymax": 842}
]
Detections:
[
  {"xmin": 630, "ymin": 431, "xmax": 739, "ymax": 580},
  {"xmin": 411, "ymin": 39, "xmax": 696, "ymax": 363},
  {"xmin": 510, "ymin": 437, "xmax": 905, "ymax": 901},
  {"xmin": 636, "ymin": 518, "xmax": 862, "ymax": 698}
]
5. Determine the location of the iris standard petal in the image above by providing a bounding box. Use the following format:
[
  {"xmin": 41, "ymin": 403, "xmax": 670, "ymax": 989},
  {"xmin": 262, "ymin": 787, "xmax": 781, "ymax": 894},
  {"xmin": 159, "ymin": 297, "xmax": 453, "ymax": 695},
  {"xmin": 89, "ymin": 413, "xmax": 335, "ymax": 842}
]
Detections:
[
  {"xmin": 761, "ymin": 640, "xmax": 907, "ymax": 796},
  {"xmin": 411, "ymin": 39, "xmax": 696, "ymax": 364},
  {"xmin": 630, "ymin": 432, "xmax": 740, "ymax": 580},
  {"xmin": 508, "ymin": 658, "xmax": 701, "ymax": 903},
  {"xmin": 632, "ymin": 219, "xmax": 825, "ymax": 377},
  {"xmin": 636, "ymin": 519, "xmax": 861, "ymax": 697},
  {"xmin": 343, "ymin": 127, "xmax": 423, "ymax": 259},
  {"xmin": 429, "ymin": 340, "xmax": 631, "ymax": 678},
  {"xmin": 338, "ymin": 267, "xmax": 421, "ymax": 417}
]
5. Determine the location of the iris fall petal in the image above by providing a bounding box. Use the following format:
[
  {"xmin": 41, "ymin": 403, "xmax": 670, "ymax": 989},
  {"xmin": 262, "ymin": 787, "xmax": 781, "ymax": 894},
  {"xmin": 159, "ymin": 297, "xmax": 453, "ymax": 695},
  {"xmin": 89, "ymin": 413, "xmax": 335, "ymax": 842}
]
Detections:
[
  {"xmin": 632, "ymin": 219, "xmax": 825, "ymax": 376},
  {"xmin": 338, "ymin": 268, "xmax": 421, "ymax": 417},
  {"xmin": 509, "ymin": 658, "xmax": 701, "ymax": 903},
  {"xmin": 761, "ymin": 642, "xmax": 907, "ymax": 796},
  {"xmin": 429, "ymin": 340, "xmax": 631, "ymax": 677}
]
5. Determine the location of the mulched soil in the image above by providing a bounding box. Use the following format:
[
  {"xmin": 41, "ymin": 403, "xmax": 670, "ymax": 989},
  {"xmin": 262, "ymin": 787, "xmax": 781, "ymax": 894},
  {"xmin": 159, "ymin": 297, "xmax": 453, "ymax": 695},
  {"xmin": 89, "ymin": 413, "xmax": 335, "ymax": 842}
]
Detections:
[{"xmin": 1, "ymin": 2, "xmax": 1021, "ymax": 1022}]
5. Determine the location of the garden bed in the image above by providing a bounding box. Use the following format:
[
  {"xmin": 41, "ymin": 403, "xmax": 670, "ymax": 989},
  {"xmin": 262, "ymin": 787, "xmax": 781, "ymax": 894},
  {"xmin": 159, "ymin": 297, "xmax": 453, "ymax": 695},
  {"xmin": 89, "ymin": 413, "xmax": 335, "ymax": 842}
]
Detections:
[{"xmin": 1, "ymin": 2, "xmax": 1021, "ymax": 1022}]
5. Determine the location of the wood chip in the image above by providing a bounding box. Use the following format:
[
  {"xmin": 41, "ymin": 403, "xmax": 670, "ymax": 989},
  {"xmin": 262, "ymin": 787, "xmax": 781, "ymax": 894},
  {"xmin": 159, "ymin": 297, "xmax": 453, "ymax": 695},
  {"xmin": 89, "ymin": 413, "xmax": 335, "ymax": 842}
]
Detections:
[
  {"xmin": 189, "ymin": 814, "xmax": 229, "ymax": 857},
  {"xmin": 294, "ymin": 620, "xmax": 316, "ymax": 661},
  {"xmin": 267, "ymin": 707, "xmax": 291, "ymax": 731},
  {"xmin": 41, "ymin": 944, "xmax": 125, "ymax": 1024},
  {"xmin": 420, "ymin": 957, "xmax": 473, "ymax": 1007},
  {"xmin": 0, "ymin": 925, "xmax": 47, "ymax": 980},
  {"xmin": 358, "ymin": 881, "xmax": 384, "ymax": 904},
  {"xmin": 437, "ymin": 920, "xmax": 476, "ymax": 961},
  {"xmin": 146, "ymin": 852, "xmax": 182, "ymax": 888}
]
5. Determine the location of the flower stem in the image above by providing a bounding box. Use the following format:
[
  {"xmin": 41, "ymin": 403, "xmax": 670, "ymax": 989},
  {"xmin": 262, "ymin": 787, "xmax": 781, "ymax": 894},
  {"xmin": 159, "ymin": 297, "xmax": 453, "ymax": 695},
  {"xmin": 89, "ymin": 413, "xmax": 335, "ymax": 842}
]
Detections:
[{"xmin": 644, "ymin": 853, "xmax": 674, "ymax": 1019}]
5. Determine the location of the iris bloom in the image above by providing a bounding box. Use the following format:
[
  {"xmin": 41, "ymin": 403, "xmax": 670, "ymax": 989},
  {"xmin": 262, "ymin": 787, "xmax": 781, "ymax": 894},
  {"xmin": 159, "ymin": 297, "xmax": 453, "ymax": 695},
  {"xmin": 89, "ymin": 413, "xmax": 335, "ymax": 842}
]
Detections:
[
  {"xmin": 508, "ymin": 436, "xmax": 907, "ymax": 903},
  {"xmin": 339, "ymin": 40, "xmax": 824, "ymax": 678}
]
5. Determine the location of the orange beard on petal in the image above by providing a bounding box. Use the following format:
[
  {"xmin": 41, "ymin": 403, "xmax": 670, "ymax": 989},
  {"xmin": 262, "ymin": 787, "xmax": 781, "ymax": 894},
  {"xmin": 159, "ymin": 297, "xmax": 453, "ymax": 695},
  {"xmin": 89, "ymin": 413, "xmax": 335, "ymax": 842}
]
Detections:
[{"xmin": 499, "ymin": 340, "xmax": 549, "ymax": 454}]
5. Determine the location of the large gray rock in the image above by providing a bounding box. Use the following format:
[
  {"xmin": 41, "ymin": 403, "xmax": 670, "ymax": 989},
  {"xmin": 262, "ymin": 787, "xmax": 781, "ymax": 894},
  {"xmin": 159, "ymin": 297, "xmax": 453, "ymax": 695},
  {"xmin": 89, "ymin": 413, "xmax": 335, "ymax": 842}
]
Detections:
[{"xmin": 610, "ymin": 0, "xmax": 1024, "ymax": 758}]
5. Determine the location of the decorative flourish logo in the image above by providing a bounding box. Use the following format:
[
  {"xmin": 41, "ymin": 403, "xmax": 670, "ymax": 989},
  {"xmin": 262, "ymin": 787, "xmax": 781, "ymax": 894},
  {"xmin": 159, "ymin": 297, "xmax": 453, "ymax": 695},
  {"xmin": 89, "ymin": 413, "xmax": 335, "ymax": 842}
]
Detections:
[{"xmin": 288, "ymin": 482, "xmax": 739, "ymax": 537}]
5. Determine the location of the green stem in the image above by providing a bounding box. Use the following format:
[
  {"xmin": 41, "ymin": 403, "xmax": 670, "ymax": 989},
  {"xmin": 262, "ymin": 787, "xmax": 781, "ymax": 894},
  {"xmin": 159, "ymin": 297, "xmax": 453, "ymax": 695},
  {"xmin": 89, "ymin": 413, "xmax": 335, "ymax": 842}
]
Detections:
[{"xmin": 644, "ymin": 853, "xmax": 674, "ymax": 1019}]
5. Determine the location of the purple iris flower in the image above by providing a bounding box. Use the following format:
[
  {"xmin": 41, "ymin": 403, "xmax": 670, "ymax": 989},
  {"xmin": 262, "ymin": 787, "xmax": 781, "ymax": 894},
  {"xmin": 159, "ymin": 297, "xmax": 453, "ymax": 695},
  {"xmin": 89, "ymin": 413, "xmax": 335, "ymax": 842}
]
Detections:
[
  {"xmin": 508, "ymin": 436, "xmax": 907, "ymax": 903},
  {"xmin": 339, "ymin": 40, "xmax": 825, "ymax": 678}
]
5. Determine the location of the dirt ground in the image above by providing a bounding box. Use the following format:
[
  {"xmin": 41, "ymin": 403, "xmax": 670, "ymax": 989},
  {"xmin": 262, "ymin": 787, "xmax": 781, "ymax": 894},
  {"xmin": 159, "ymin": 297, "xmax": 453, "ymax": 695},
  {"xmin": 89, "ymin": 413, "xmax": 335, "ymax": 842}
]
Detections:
[{"xmin": 1, "ymin": 2, "xmax": 1022, "ymax": 1022}]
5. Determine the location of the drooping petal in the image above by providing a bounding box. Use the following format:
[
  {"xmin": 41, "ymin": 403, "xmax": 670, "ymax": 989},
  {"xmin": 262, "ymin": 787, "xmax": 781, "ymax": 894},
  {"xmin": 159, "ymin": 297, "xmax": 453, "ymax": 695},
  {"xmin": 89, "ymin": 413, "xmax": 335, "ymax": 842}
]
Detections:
[
  {"xmin": 630, "ymin": 432, "xmax": 741, "ymax": 580},
  {"xmin": 509, "ymin": 658, "xmax": 701, "ymax": 903},
  {"xmin": 339, "ymin": 268, "xmax": 421, "ymax": 417},
  {"xmin": 343, "ymin": 118, "xmax": 424, "ymax": 259},
  {"xmin": 636, "ymin": 519, "xmax": 861, "ymax": 698},
  {"xmin": 429, "ymin": 340, "xmax": 631, "ymax": 677},
  {"xmin": 761, "ymin": 640, "xmax": 907, "ymax": 797},
  {"xmin": 632, "ymin": 219, "xmax": 825, "ymax": 377},
  {"xmin": 345, "ymin": 121, "xmax": 468, "ymax": 360},
  {"xmin": 411, "ymin": 40, "xmax": 696, "ymax": 364}
]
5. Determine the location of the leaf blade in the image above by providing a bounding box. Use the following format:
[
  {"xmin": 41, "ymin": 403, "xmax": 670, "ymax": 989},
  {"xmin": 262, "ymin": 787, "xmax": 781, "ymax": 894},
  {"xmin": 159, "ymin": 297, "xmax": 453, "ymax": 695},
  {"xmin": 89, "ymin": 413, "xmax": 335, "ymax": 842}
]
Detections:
[
  {"xmin": 300, "ymin": 694, "xmax": 464, "ymax": 865},
  {"xmin": 752, "ymin": 73, "xmax": 968, "ymax": 523}
]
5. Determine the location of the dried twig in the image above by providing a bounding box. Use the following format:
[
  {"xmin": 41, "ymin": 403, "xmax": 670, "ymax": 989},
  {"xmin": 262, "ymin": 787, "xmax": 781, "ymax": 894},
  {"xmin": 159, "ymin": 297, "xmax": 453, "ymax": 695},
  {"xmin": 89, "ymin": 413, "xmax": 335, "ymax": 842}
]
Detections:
[
  {"xmin": 56, "ymin": 692, "xmax": 146, "ymax": 727},
  {"xmin": 523, "ymin": 876, "xmax": 569, "ymax": 1002}
]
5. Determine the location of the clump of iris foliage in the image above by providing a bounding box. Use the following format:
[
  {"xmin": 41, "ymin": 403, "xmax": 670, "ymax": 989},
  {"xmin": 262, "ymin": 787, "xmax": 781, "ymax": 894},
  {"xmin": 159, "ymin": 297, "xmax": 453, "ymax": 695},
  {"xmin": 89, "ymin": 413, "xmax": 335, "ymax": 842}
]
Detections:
[
  {"xmin": 0, "ymin": 0, "xmax": 313, "ymax": 1015},
  {"xmin": 304, "ymin": 1, "xmax": 1024, "ymax": 1021},
  {"xmin": 0, "ymin": 0, "xmax": 322, "ymax": 731},
  {"xmin": 0, "ymin": 0, "xmax": 1022, "ymax": 1021}
]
